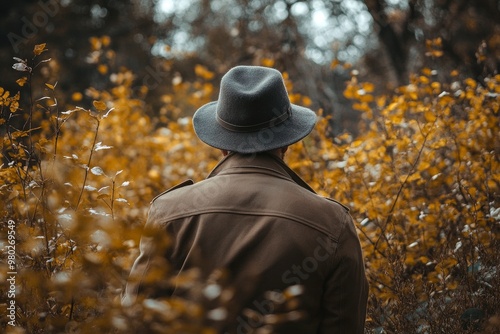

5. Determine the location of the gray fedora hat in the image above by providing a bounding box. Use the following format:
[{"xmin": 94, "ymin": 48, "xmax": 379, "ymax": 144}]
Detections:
[{"xmin": 193, "ymin": 66, "xmax": 317, "ymax": 154}]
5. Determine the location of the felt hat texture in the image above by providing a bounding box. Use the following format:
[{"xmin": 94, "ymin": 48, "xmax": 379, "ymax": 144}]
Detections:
[{"xmin": 193, "ymin": 65, "xmax": 317, "ymax": 153}]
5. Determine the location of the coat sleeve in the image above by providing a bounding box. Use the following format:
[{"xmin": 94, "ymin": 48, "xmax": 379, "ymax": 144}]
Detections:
[
  {"xmin": 318, "ymin": 213, "xmax": 369, "ymax": 334},
  {"xmin": 121, "ymin": 232, "xmax": 156, "ymax": 306},
  {"xmin": 122, "ymin": 181, "xmax": 193, "ymax": 306},
  {"xmin": 121, "ymin": 207, "xmax": 171, "ymax": 306}
]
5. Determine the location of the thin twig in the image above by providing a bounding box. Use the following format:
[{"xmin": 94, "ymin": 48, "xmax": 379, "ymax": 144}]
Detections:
[
  {"xmin": 374, "ymin": 120, "xmax": 432, "ymax": 251},
  {"xmin": 75, "ymin": 116, "xmax": 100, "ymax": 210}
]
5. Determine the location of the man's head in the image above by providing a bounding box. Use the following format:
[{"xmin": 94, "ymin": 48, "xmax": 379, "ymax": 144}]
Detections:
[{"xmin": 193, "ymin": 66, "xmax": 316, "ymax": 154}]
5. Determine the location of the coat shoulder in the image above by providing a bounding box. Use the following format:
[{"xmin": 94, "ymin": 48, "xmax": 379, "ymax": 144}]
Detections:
[
  {"xmin": 150, "ymin": 179, "xmax": 194, "ymax": 204},
  {"xmin": 323, "ymin": 197, "xmax": 350, "ymax": 213}
]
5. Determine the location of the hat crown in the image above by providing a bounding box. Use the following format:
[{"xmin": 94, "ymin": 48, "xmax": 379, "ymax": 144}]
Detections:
[
  {"xmin": 216, "ymin": 66, "xmax": 291, "ymax": 132},
  {"xmin": 192, "ymin": 65, "xmax": 316, "ymax": 154}
]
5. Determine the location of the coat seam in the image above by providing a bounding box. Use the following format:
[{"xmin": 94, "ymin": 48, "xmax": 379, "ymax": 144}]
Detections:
[{"xmin": 157, "ymin": 209, "xmax": 339, "ymax": 242}]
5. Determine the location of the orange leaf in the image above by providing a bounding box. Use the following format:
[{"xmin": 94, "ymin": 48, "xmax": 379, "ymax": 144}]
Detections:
[
  {"xmin": 89, "ymin": 36, "xmax": 101, "ymax": 50},
  {"xmin": 98, "ymin": 64, "xmax": 108, "ymax": 75},
  {"xmin": 261, "ymin": 58, "xmax": 275, "ymax": 67},
  {"xmin": 101, "ymin": 35, "xmax": 111, "ymax": 47},
  {"xmin": 16, "ymin": 77, "xmax": 28, "ymax": 87},
  {"xmin": 33, "ymin": 43, "xmax": 47, "ymax": 56},
  {"xmin": 72, "ymin": 92, "xmax": 83, "ymax": 102},
  {"xmin": 10, "ymin": 101, "xmax": 19, "ymax": 113},
  {"xmin": 362, "ymin": 82, "xmax": 375, "ymax": 93},
  {"xmin": 194, "ymin": 65, "xmax": 214, "ymax": 80},
  {"xmin": 93, "ymin": 100, "xmax": 107, "ymax": 111},
  {"xmin": 330, "ymin": 59, "xmax": 340, "ymax": 69}
]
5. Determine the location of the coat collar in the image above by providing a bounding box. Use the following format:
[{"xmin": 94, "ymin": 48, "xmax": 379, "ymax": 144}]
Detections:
[{"xmin": 207, "ymin": 152, "xmax": 316, "ymax": 194}]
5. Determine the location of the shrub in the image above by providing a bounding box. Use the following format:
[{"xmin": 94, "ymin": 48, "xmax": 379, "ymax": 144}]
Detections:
[{"xmin": 288, "ymin": 67, "xmax": 500, "ymax": 333}]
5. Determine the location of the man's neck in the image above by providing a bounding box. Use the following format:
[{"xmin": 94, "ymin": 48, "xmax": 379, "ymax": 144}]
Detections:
[{"xmin": 221, "ymin": 147, "xmax": 288, "ymax": 160}]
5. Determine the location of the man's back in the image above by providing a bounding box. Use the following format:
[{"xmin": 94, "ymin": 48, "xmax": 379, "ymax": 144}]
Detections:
[
  {"xmin": 123, "ymin": 66, "xmax": 368, "ymax": 333},
  {"xmin": 143, "ymin": 153, "xmax": 368, "ymax": 333}
]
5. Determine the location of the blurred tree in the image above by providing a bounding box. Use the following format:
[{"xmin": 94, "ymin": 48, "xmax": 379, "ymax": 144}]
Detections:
[
  {"xmin": 362, "ymin": 0, "xmax": 500, "ymax": 86},
  {"xmin": 0, "ymin": 0, "xmax": 159, "ymax": 104},
  {"xmin": 1, "ymin": 0, "xmax": 498, "ymax": 134},
  {"xmin": 150, "ymin": 0, "xmax": 500, "ymax": 131},
  {"xmin": 151, "ymin": 0, "xmax": 357, "ymax": 132}
]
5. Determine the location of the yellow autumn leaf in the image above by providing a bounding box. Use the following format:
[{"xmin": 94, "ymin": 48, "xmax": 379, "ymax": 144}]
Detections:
[
  {"xmin": 421, "ymin": 67, "xmax": 432, "ymax": 76},
  {"xmin": 93, "ymin": 100, "xmax": 107, "ymax": 111},
  {"xmin": 405, "ymin": 172, "xmax": 421, "ymax": 183},
  {"xmin": 16, "ymin": 77, "xmax": 28, "ymax": 86},
  {"xmin": 101, "ymin": 35, "xmax": 111, "ymax": 47},
  {"xmin": 464, "ymin": 78, "xmax": 477, "ymax": 89},
  {"xmin": 424, "ymin": 109, "xmax": 437, "ymax": 122},
  {"xmin": 302, "ymin": 96, "xmax": 312, "ymax": 106},
  {"xmin": 362, "ymin": 82, "xmax": 375, "ymax": 93},
  {"xmin": 351, "ymin": 139, "xmax": 363, "ymax": 148},
  {"xmin": 33, "ymin": 43, "xmax": 47, "ymax": 55},
  {"xmin": 432, "ymin": 37, "xmax": 442, "ymax": 46},
  {"xmin": 431, "ymin": 50, "xmax": 443, "ymax": 57},
  {"xmin": 431, "ymin": 82, "xmax": 441, "ymax": 91},
  {"xmin": 359, "ymin": 94, "xmax": 374, "ymax": 103},
  {"xmin": 446, "ymin": 280, "xmax": 459, "ymax": 290},
  {"xmin": 468, "ymin": 186, "xmax": 478, "ymax": 197},
  {"xmin": 343, "ymin": 85, "xmax": 357, "ymax": 99},
  {"xmin": 194, "ymin": 64, "xmax": 214, "ymax": 80},
  {"xmin": 376, "ymin": 96, "xmax": 386, "ymax": 108},
  {"xmin": 98, "ymin": 64, "xmax": 108, "ymax": 75},
  {"xmin": 418, "ymin": 161, "xmax": 431, "ymax": 171},
  {"xmin": 419, "ymin": 76, "xmax": 430, "ymax": 84},
  {"xmin": 139, "ymin": 85, "xmax": 149, "ymax": 96},
  {"xmin": 289, "ymin": 93, "xmax": 301, "ymax": 104},
  {"xmin": 405, "ymin": 254, "xmax": 416, "ymax": 266},
  {"xmin": 10, "ymin": 100, "xmax": 19, "ymax": 113},
  {"xmin": 261, "ymin": 58, "xmax": 275, "ymax": 67},
  {"xmin": 72, "ymin": 92, "xmax": 83, "ymax": 101},
  {"xmin": 330, "ymin": 59, "xmax": 340, "ymax": 69},
  {"xmin": 45, "ymin": 83, "xmax": 55, "ymax": 90},
  {"xmin": 352, "ymin": 102, "xmax": 371, "ymax": 112},
  {"xmin": 89, "ymin": 36, "xmax": 101, "ymax": 50},
  {"xmin": 440, "ymin": 258, "xmax": 458, "ymax": 270}
]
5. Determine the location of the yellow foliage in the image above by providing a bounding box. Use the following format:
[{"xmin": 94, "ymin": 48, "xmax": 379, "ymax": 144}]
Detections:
[
  {"xmin": 1, "ymin": 40, "xmax": 499, "ymax": 334},
  {"xmin": 286, "ymin": 65, "xmax": 500, "ymax": 332},
  {"xmin": 194, "ymin": 64, "xmax": 214, "ymax": 80}
]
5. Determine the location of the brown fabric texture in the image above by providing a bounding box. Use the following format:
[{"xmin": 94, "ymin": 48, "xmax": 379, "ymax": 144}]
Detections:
[{"xmin": 123, "ymin": 153, "xmax": 368, "ymax": 333}]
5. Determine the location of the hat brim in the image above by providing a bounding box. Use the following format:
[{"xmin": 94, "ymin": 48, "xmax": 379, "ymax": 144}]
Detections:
[{"xmin": 193, "ymin": 101, "xmax": 317, "ymax": 154}]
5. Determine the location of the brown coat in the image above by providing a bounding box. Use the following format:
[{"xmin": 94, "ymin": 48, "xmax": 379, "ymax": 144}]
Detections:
[{"xmin": 123, "ymin": 153, "xmax": 368, "ymax": 333}]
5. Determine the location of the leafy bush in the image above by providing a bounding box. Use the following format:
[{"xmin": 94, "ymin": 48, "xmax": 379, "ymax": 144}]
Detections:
[
  {"xmin": 1, "ymin": 41, "xmax": 499, "ymax": 333},
  {"xmin": 288, "ymin": 58, "xmax": 500, "ymax": 332}
]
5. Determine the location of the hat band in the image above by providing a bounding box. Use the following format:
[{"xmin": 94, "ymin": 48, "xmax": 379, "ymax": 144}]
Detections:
[{"xmin": 216, "ymin": 107, "xmax": 291, "ymax": 133}]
